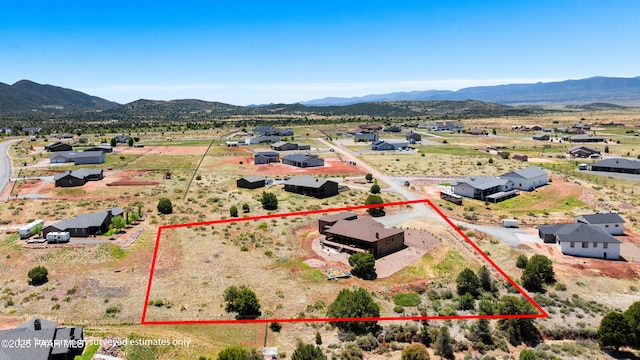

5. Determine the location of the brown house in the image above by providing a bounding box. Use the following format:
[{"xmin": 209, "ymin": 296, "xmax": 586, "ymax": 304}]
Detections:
[
  {"xmin": 318, "ymin": 212, "xmax": 358, "ymax": 235},
  {"xmin": 323, "ymin": 217, "xmax": 405, "ymax": 257}
]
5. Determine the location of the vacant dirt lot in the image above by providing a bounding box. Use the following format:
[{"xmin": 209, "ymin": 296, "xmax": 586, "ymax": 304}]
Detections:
[
  {"xmin": 12, "ymin": 170, "xmax": 161, "ymax": 199},
  {"xmin": 115, "ymin": 145, "xmax": 209, "ymax": 156}
]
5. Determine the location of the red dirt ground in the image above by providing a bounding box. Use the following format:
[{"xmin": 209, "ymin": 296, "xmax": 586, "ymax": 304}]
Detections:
[
  {"xmin": 115, "ymin": 145, "xmax": 209, "ymax": 156},
  {"xmin": 12, "ymin": 170, "xmax": 160, "ymax": 199},
  {"xmin": 253, "ymin": 158, "xmax": 365, "ymax": 176}
]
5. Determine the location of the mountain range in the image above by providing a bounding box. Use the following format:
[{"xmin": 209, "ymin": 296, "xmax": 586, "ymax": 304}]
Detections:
[
  {"xmin": 0, "ymin": 80, "xmax": 119, "ymax": 113},
  {"xmin": 299, "ymin": 76, "xmax": 640, "ymax": 106},
  {"xmin": 1, "ymin": 76, "xmax": 639, "ymax": 116}
]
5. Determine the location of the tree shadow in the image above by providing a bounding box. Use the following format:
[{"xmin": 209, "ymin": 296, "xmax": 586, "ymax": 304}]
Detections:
[{"xmin": 604, "ymin": 349, "xmax": 640, "ymax": 360}]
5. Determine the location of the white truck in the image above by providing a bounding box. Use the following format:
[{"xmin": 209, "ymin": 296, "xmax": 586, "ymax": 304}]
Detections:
[
  {"xmin": 46, "ymin": 232, "xmax": 71, "ymax": 244},
  {"xmin": 501, "ymin": 219, "xmax": 519, "ymax": 228},
  {"xmin": 19, "ymin": 219, "xmax": 44, "ymax": 239}
]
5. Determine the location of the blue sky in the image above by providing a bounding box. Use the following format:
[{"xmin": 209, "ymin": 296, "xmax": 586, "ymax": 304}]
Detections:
[{"xmin": 1, "ymin": 1, "xmax": 639, "ymax": 105}]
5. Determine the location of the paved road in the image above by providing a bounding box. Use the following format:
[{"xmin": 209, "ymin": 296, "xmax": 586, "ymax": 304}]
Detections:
[
  {"xmin": 0, "ymin": 139, "xmax": 20, "ymax": 197},
  {"xmin": 316, "ymin": 138, "xmax": 442, "ymax": 222},
  {"xmin": 579, "ymin": 169, "xmax": 640, "ymax": 182}
]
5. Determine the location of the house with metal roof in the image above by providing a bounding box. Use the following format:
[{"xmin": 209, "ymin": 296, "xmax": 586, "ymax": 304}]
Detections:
[
  {"xmin": 354, "ymin": 132, "xmax": 378, "ymax": 142},
  {"xmin": 49, "ymin": 151, "xmax": 105, "ymax": 165},
  {"xmin": 576, "ymin": 212, "xmax": 625, "ymax": 235},
  {"xmin": 270, "ymin": 142, "xmax": 311, "ymax": 151},
  {"xmin": 236, "ymin": 176, "xmax": 266, "ymax": 189},
  {"xmin": 451, "ymin": 176, "xmax": 516, "ymax": 202},
  {"xmin": 405, "ymin": 131, "xmax": 422, "ymax": 142},
  {"xmin": 54, "ymin": 169, "xmax": 104, "ymax": 187},
  {"xmin": 566, "ymin": 146, "xmax": 601, "ymax": 159},
  {"xmin": 500, "ymin": 166, "xmax": 548, "ymax": 191},
  {"xmin": 282, "ymin": 154, "xmax": 324, "ymax": 168},
  {"xmin": 0, "ymin": 318, "xmax": 84, "ymax": 360},
  {"xmin": 284, "ymin": 176, "xmax": 338, "ymax": 198},
  {"xmin": 43, "ymin": 207, "xmax": 124, "ymax": 238},
  {"xmin": 564, "ymin": 135, "xmax": 605, "ymax": 143},
  {"xmin": 548, "ymin": 223, "xmax": 621, "ymax": 260},
  {"xmin": 590, "ymin": 158, "xmax": 640, "ymax": 174},
  {"xmin": 254, "ymin": 151, "xmax": 280, "ymax": 164},
  {"xmin": 82, "ymin": 144, "xmax": 113, "ymax": 153},
  {"xmin": 532, "ymin": 134, "xmax": 550, "ymax": 141},
  {"xmin": 45, "ymin": 141, "xmax": 73, "ymax": 152},
  {"xmin": 245, "ymin": 135, "xmax": 281, "ymax": 145},
  {"xmin": 371, "ymin": 139, "xmax": 409, "ymax": 151},
  {"xmin": 323, "ymin": 217, "xmax": 405, "ymax": 257}
]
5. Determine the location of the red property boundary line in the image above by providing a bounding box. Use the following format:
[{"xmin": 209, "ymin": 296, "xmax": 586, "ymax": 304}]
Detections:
[{"xmin": 141, "ymin": 198, "xmax": 548, "ymax": 325}]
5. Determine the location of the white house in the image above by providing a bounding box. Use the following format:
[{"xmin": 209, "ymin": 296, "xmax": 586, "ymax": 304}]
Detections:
[
  {"xmin": 371, "ymin": 139, "xmax": 409, "ymax": 151},
  {"xmin": 576, "ymin": 212, "xmax": 625, "ymax": 235},
  {"xmin": 553, "ymin": 223, "xmax": 621, "ymax": 260},
  {"xmin": 451, "ymin": 176, "xmax": 515, "ymax": 202},
  {"xmin": 500, "ymin": 166, "xmax": 548, "ymax": 191}
]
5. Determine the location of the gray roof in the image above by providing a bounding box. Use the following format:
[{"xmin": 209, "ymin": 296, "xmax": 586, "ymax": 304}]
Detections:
[
  {"xmin": 282, "ymin": 154, "xmax": 319, "ymax": 162},
  {"xmin": 577, "ymin": 212, "xmax": 625, "ymax": 224},
  {"xmin": 74, "ymin": 151, "xmax": 103, "ymax": 159},
  {"xmin": 0, "ymin": 318, "xmax": 59, "ymax": 360},
  {"xmin": 49, "ymin": 208, "xmax": 124, "ymax": 232},
  {"xmin": 592, "ymin": 158, "xmax": 640, "ymax": 170},
  {"xmin": 537, "ymin": 223, "xmax": 569, "ymax": 236},
  {"xmin": 571, "ymin": 135, "xmax": 604, "ymax": 140},
  {"xmin": 284, "ymin": 176, "xmax": 335, "ymax": 189},
  {"xmin": 239, "ymin": 175, "xmax": 265, "ymax": 183},
  {"xmin": 568, "ymin": 146, "xmax": 600, "ymax": 153},
  {"xmin": 326, "ymin": 217, "xmax": 404, "ymax": 243},
  {"xmin": 452, "ymin": 176, "xmax": 511, "ymax": 190},
  {"xmin": 554, "ymin": 223, "xmax": 621, "ymax": 244},
  {"xmin": 53, "ymin": 169, "xmax": 102, "ymax": 181},
  {"xmin": 501, "ymin": 166, "xmax": 547, "ymax": 180},
  {"xmin": 255, "ymin": 151, "xmax": 279, "ymax": 157}
]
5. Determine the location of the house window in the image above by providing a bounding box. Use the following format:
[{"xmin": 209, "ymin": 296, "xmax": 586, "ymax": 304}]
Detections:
[
  {"xmin": 603, "ymin": 243, "xmax": 608, "ymax": 249},
  {"xmin": 605, "ymin": 224, "xmax": 609, "ymax": 228},
  {"xmin": 593, "ymin": 242, "xmax": 597, "ymax": 248},
  {"xmin": 615, "ymin": 224, "xmax": 619, "ymax": 227},
  {"xmin": 582, "ymin": 242, "xmax": 588, "ymax": 248},
  {"xmin": 570, "ymin": 242, "xmax": 574, "ymax": 248}
]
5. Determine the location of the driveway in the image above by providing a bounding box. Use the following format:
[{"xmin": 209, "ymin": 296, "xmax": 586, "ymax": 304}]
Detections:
[{"xmin": 0, "ymin": 139, "xmax": 20, "ymax": 196}]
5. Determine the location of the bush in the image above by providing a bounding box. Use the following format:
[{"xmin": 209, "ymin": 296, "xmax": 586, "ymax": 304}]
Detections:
[
  {"xmin": 365, "ymin": 195, "xmax": 385, "ymax": 217},
  {"xmin": 365, "ymin": 173, "xmax": 373, "ymax": 182},
  {"xmin": 328, "ymin": 287, "xmax": 380, "ymax": 335},
  {"xmin": 242, "ymin": 203, "xmax": 250, "ymax": 213},
  {"xmin": 269, "ymin": 322, "xmax": 282, "ymax": 332},
  {"xmin": 223, "ymin": 285, "xmax": 261, "ymax": 317},
  {"xmin": 28, "ymin": 266, "xmax": 48, "ymax": 286},
  {"xmin": 516, "ymin": 254, "xmax": 528, "ymax": 269},
  {"xmin": 157, "ymin": 198, "xmax": 173, "ymax": 214},
  {"xmin": 348, "ymin": 252, "xmax": 376, "ymax": 279},
  {"xmin": 260, "ymin": 192, "xmax": 278, "ymax": 210},
  {"xmin": 392, "ymin": 292, "xmax": 421, "ymax": 307},
  {"xmin": 230, "ymin": 206, "xmax": 238, "ymax": 217}
]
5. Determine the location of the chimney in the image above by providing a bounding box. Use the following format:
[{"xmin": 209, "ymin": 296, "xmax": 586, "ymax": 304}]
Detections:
[
  {"xmin": 375, "ymin": 232, "xmax": 379, "ymax": 239},
  {"xmin": 34, "ymin": 319, "xmax": 41, "ymax": 331}
]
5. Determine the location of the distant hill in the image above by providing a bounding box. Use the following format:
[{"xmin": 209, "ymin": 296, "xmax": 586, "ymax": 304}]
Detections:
[
  {"xmin": 300, "ymin": 76, "xmax": 640, "ymax": 106},
  {"xmin": 0, "ymin": 80, "xmax": 120, "ymax": 113},
  {"xmin": 103, "ymin": 99, "xmax": 541, "ymax": 119}
]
